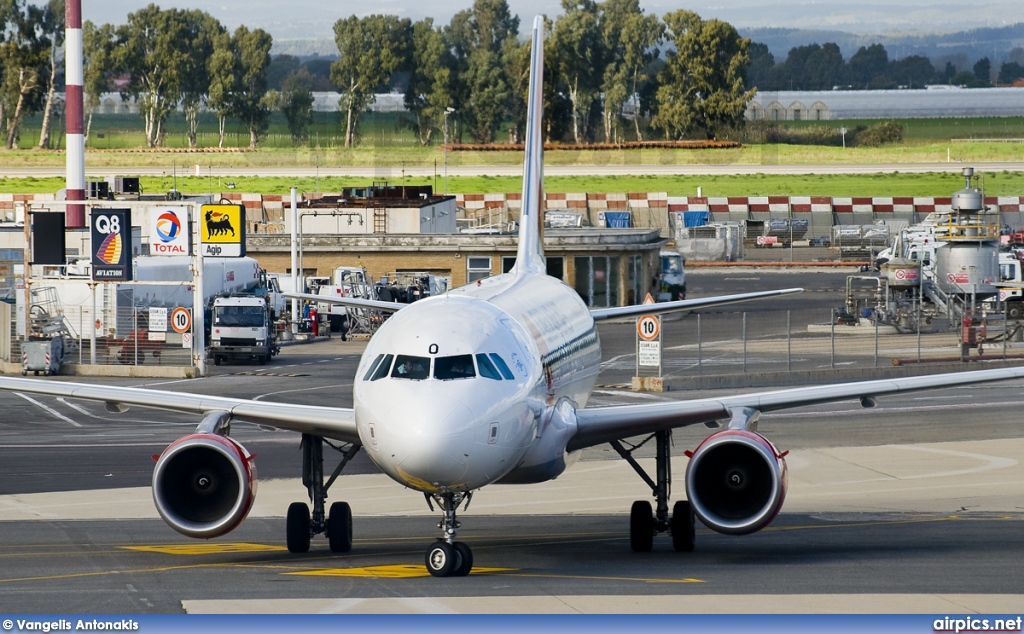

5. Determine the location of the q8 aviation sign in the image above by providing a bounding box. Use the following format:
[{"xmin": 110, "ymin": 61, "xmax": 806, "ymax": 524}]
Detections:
[{"xmin": 90, "ymin": 209, "xmax": 132, "ymax": 281}]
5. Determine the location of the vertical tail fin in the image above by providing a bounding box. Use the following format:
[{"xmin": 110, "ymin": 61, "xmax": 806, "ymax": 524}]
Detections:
[{"xmin": 513, "ymin": 16, "xmax": 546, "ymax": 278}]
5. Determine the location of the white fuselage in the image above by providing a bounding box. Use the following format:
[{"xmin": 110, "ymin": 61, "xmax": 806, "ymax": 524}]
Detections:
[{"xmin": 353, "ymin": 271, "xmax": 602, "ymax": 493}]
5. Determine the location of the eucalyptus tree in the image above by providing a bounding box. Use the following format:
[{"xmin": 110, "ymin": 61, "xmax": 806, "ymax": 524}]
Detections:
[
  {"xmin": 206, "ymin": 30, "xmax": 236, "ymax": 147},
  {"xmin": 331, "ymin": 14, "xmax": 410, "ymax": 148},
  {"xmin": 502, "ymin": 34, "xmax": 530, "ymax": 144},
  {"xmin": 552, "ymin": 0, "xmax": 603, "ymax": 143},
  {"xmin": 618, "ymin": 11, "xmax": 663, "ymax": 140},
  {"xmin": 652, "ymin": 10, "xmax": 752, "ymax": 141},
  {"xmin": 0, "ymin": 0, "xmax": 51, "ymax": 148},
  {"xmin": 596, "ymin": 0, "xmax": 661, "ymax": 142},
  {"xmin": 405, "ymin": 18, "xmax": 453, "ymax": 145},
  {"xmin": 597, "ymin": 0, "xmax": 638, "ymax": 142},
  {"xmin": 445, "ymin": 0, "xmax": 518, "ymax": 143},
  {"xmin": 115, "ymin": 5, "xmax": 188, "ymax": 147},
  {"xmin": 279, "ymin": 68, "xmax": 314, "ymax": 143},
  {"xmin": 231, "ymin": 25, "xmax": 274, "ymax": 148},
  {"xmin": 82, "ymin": 20, "xmax": 117, "ymax": 144},
  {"xmin": 178, "ymin": 10, "xmax": 225, "ymax": 148},
  {"xmin": 36, "ymin": 0, "xmax": 63, "ymax": 149}
]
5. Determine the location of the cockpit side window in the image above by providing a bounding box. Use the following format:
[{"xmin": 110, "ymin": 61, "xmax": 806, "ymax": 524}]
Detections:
[
  {"xmin": 475, "ymin": 353, "xmax": 502, "ymax": 380},
  {"xmin": 392, "ymin": 355, "xmax": 430, "ymax": 380},
  {"xmin": 489, "ymin": 353, "xmax": 515, "ymax": 380},
  {"xmin": 367, "ymin": 354, "xmax": 394, "ymax": 381},
  {"xmin": 434, "ymin": 354, "xmax": 476, "ymax": 380}
]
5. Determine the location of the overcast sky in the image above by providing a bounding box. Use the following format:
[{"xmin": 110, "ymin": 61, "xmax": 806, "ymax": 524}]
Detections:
[{"xmin": 87, "ymin": 1, "xmax": 1021, "ymax": 41}]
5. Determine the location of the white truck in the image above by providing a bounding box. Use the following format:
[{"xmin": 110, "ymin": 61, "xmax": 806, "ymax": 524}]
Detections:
[
  {"xmin": 208, "ymin": 294, "xmax": 278, "ymax": 365},
  {"xmin": 993, "ymin": 251, "xmax": 1024, "ymax": 319}
]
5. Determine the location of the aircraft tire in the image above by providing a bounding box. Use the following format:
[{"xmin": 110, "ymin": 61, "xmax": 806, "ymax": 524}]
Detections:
[
  {"xmin": 286, "ymin": 502, "xmax": 311, "ymax": 553},
  {"xmin": 629, "ymin": 500, "xmax": 655, "ymax": 552},
  {"xmin": 671, "ymin": 500, "xmax": 696, "ymax": 552},
  {"xmin": 425, "ymin": 541, "xmax": 458, "ymax": 577},
  {"xmin": 452, "ymin": 541, "xmax": 473, "ymax": 576},
  {"xmin": 327, "ymin": 501, "xmax": 353, "ymax": 553}
]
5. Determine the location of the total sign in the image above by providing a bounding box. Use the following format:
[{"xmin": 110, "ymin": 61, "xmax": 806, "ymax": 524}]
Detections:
[{"xmin": 149, "ymin": 206, "xmax": 190, "ymax": 255}]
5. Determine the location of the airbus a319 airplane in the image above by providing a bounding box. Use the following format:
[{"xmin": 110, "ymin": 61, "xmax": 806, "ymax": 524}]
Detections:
[{"xmin": 3, "ymin": 17, "xmax": 1024, "ymax": 578}]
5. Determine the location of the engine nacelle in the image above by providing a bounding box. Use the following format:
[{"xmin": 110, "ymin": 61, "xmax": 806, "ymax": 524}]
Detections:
[
  {"xmin": 684, "ymin": 429, "xmax": 787, "ymax": 535},
  {"xmin": 152, "ymin": 433, "xmax": 257, "ymax": 539}
]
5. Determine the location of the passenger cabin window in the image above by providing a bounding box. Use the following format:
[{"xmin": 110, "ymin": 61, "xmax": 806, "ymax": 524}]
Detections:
[
  {"xmin": 392, "ymin": 355, "xmax": 430, "ymax": 380},
  {"xmin": 434, "ymin": 354, "xmax": 476, "ymax": 380},
  {"xmin": 365, "ymin": 354, "xmax": 394, "ymax": 381}
]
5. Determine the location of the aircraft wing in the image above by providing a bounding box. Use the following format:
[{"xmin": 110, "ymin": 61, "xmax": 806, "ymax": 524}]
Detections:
[
  {"xmin": 590, "ymin": 288, "xmax": 804, "ymax": 322},
  {"xmin": 569, "ymin": 365, "xmax": 1024, "ymax": 451},
  {"xmin": 0, "ymin": 376, "xmax": 360, "ymax": 444},
  {"xmin": 284, "ymin": 292, "xmax": 406, "ymax": 313}
]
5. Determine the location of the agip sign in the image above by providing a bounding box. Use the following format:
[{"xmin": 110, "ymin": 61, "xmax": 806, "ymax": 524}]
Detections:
[
  {"xmin": 149, "ymin": 206, "xmax": 190, "ymax": 256},
  {"xmin": 200, "ymin": 203, "xmax": 246, "ymax": 257}
]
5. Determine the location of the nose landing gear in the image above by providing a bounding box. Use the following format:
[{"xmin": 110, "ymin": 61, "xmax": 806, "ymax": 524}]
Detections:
[{"xmin": 424, "ymin": 491, "xmax": 474, "ymax": 577}]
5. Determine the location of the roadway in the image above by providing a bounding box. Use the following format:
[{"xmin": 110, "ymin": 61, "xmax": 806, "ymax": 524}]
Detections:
[
  {"xmin": 1, "ymin": 270, "xmax": 1022, "ymax": 613},
  {"xmin": 2, "ymin": 161, "xmax": 1024, "ymax": 179}
]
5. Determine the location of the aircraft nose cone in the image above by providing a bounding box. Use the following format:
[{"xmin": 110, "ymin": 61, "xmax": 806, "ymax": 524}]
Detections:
[{"xmin": 376, "ymin": 400, "xmax": 475, "ymax": 491}]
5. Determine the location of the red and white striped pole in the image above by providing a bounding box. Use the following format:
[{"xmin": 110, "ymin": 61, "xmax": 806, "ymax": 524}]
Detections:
[{"xmin": 65, "ymin": 0, "xmax": 85, "ymax": 228}]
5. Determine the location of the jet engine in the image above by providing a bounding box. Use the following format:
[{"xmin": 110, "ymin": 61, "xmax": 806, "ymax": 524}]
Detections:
[
  {"xmin": 684, "ymin": 429, "xmax": 787, "ymax": 535},
  {"xmin": 151, "ymin": 433, "xmax": 257, "ymax": 539}
]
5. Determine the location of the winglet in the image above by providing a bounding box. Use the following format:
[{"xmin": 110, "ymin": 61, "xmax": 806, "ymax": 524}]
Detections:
[{"xmin": 513, "ymin": 16, "xmax": 546, "ymax": 278}]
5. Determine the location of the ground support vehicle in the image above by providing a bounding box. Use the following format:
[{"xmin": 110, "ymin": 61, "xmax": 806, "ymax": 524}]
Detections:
[
  {"xmin": 22, "ymin": 336, "xmax": 64, "ymax": 376},
  {"xmin": 208, "ymin": 295, "xmax": 279, "ymax": 365}
]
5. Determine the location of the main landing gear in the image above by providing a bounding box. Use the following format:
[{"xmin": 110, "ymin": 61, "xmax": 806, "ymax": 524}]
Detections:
[
  {"xmin": 286, "ymin": 434, "xmax": 362, "ymax": 554},
  {"xmin": 612, "ymin": 429, "xmax": 695, "ymax": 552},
  {"xmin": 423, "ymin": 492, "xmax": 474, "ymax": 577}
]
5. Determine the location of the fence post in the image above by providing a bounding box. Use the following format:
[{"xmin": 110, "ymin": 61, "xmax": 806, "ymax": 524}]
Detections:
[
  {"xmin": 742, "ymin": 312, "xmax": 747, "ymax": 374},
  {"xmin": 831, "ymin": 308, "xmax": 836, "ymax": 369},
  {"xmin": 787, "ymin": 311, "xmax": 791, "ymax": 372},
  {"xmin": 874, "ymin": 312, "xmax": 879, "ymax": 368},
  {"xmin": 921, "ymin": 286, "xmax": 929, "ymax": 364},
  {"xmin": 697, "ymin": 313, "xmax": 702, "ymax": 373}
]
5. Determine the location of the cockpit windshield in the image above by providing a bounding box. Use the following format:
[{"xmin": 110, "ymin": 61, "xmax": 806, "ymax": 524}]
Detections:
[
  {"xmin": 434, "ymin": 354, "xmax": 476, "ymax": 380},
  {"xmin": 362, "ymin": 351, "xmax": 515, "ymax": 382},
  {"xmin": 392, "ymin": 355, "xmax": 430, "ymax": 380}
]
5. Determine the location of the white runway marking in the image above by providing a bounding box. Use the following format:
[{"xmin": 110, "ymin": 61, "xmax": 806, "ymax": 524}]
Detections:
[{"xmin": 15, "ymin": 393, "xmax": 81, "ymax": 427}]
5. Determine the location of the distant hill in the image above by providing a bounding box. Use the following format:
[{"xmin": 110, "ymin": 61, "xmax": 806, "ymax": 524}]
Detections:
[{"xmin": 742, "ymin": 23, "xmax": 1024, "ymax": 66}]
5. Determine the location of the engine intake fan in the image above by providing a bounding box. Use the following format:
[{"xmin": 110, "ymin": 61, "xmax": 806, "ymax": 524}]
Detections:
[
  {"xmin": 152, "ymin": 433, "xmax": 257, "ymax": 539},
  {"xmin": 684, "ymin": 429, "xmax": 787, "ymax": 535}
]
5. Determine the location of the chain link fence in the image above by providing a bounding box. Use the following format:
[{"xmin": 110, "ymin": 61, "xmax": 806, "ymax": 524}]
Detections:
[
  {"xmin": 9, "ymin": 286, "xmax": 198, "ymax": 370},
  {"xmin": 630, "ymin": 308, "xmax": 1023, "ymax": 380}
]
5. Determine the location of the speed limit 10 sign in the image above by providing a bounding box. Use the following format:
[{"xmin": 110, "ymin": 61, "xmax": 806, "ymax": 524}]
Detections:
[
  {"xmin": 171, "ymin": 307, "xmax": 192, "ymax": 334},
  {"xmin": 637, "ymin": 314, "xmax": 660, "ymax": 341}
]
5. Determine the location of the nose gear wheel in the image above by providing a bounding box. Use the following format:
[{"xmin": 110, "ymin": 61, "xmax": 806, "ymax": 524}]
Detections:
[{"xmin": 424, "ymin": 492, "xmax": 474, "ymax": 577}]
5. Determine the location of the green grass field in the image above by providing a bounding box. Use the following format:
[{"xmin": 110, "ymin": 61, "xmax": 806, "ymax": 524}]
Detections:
[
  {"xmin": 4, "ymin": 112, "xmax": 1023, "ymax": 196},
  {"xmin": 3, "ymin": 170, "xmax": 1021, "ymax": 197}
]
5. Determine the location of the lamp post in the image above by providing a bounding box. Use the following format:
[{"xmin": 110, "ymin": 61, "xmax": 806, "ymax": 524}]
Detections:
[{"xmin": 443, "ymin": 107, "xmax": 456, "ymax": 195}]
